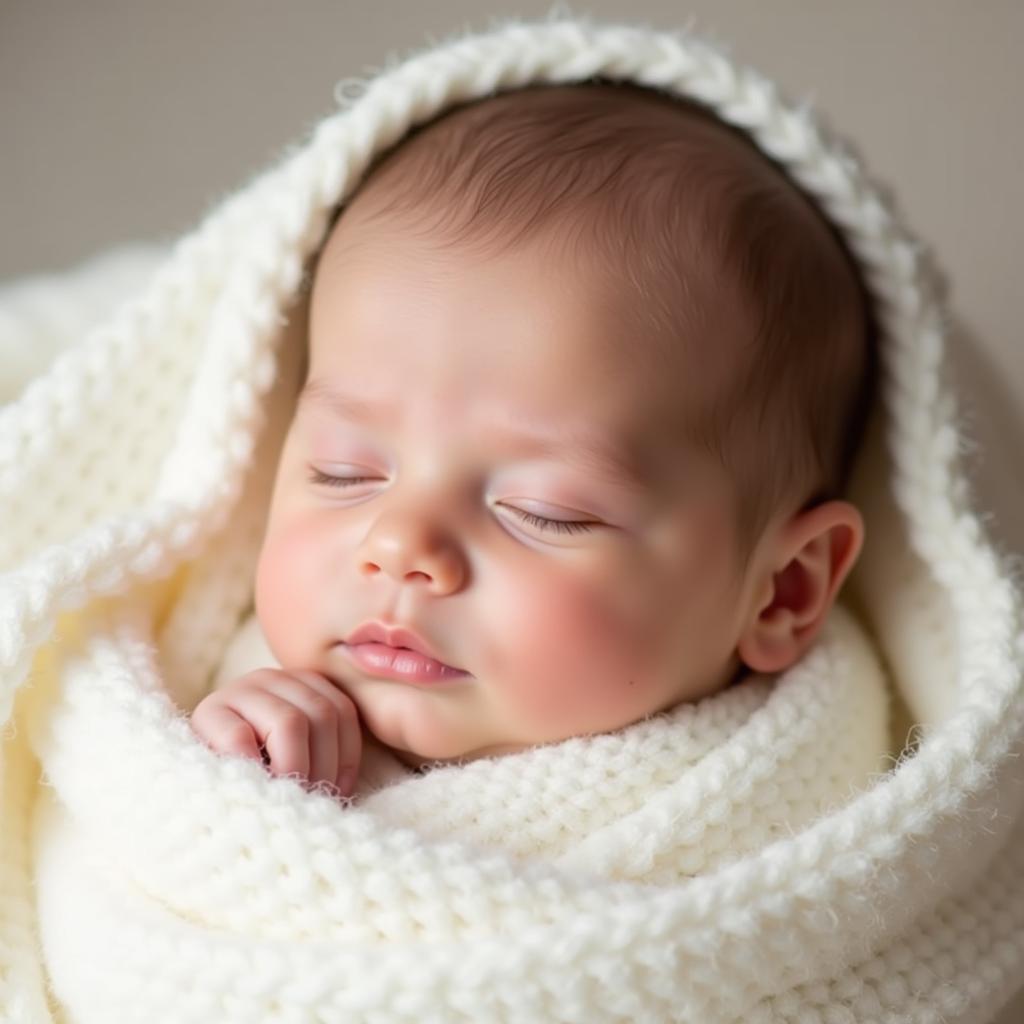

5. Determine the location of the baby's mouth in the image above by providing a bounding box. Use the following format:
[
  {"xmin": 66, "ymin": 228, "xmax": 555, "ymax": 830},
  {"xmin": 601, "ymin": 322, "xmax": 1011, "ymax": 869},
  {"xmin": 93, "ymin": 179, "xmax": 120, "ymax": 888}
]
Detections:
[
  {"xmin": 340, "ymin": 641, "xmax": 469, "ymax": 683},
  {"xmin": 340, "ymin": 621, "xmax": 467, "ymax": 683}
]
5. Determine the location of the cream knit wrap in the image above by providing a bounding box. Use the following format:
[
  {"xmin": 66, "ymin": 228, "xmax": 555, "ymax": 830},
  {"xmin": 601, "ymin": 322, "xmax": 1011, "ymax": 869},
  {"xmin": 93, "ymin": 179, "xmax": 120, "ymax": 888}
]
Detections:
[{"xmin": 2, "ymin": 15, "xmax": 1023, "ymax": 1024}]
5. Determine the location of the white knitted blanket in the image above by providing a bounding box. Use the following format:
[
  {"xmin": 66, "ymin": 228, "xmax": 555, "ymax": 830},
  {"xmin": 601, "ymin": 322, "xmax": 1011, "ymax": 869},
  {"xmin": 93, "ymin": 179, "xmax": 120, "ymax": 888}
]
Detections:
[
  {"xmin": 22, "ymin": 595, "xmax": 889, "ymax": 1023},
  {"xmin": 2, "ymin": 15, "xmax": 1024, "ymax": 1024}
]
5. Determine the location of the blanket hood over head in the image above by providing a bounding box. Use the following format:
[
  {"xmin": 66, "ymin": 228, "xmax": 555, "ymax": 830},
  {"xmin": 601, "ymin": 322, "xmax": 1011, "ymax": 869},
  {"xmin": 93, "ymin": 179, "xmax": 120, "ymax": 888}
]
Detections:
[{"xmin": 2, "ymin": 15, "xmax": 1023, "ymax": 1024}]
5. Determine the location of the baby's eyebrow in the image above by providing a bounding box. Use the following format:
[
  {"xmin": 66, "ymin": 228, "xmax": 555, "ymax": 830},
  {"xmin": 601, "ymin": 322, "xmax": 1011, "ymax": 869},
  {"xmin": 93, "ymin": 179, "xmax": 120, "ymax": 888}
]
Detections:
[{"xmin": 297, "ymin": 379, "xmax": 653, "ymax": 489}]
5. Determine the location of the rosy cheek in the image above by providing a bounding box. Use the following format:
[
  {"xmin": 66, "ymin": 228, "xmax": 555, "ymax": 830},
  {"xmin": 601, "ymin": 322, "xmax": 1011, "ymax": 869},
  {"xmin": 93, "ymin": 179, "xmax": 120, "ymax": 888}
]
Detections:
[
  {"xmin": 495, "ymin": 567, "xmax": 647, "ymax": 727},
  {"xmin": 254, "ymin": 520, "xmax": 320, "ymax": 667}
]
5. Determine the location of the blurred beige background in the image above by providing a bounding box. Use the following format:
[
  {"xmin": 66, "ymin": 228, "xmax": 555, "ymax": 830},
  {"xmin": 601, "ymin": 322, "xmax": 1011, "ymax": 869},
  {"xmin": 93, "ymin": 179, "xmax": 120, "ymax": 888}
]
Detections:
[{"xmin": 2, "ymin": 0, "xmax": 1022, "ymax": 556}]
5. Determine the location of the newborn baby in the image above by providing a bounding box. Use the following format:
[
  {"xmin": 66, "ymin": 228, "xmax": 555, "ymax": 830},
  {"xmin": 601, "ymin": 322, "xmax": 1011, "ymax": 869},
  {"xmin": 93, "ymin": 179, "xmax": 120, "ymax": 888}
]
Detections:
[{"xmin": 190, "ymin": 81, "xmax": 875, "ymax": 797}]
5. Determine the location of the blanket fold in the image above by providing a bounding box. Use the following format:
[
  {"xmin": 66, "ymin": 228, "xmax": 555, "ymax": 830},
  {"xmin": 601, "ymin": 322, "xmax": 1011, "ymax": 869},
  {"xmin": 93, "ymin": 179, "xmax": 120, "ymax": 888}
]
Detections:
[{"xmin": 2, "ymin": 15, "xmax": 1023, "ymax": 1024}]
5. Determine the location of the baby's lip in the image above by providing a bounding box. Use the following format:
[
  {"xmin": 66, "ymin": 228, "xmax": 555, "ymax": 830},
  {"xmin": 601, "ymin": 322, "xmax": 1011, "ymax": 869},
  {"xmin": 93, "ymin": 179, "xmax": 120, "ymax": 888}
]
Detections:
[{"xmin": 343, "ymin": 621, "xmax": 464, "ymax": 672}]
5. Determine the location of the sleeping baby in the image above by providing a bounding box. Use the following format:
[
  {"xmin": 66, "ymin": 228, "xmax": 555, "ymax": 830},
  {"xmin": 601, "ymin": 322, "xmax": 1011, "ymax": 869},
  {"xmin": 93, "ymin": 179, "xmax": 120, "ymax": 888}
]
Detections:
[
  {"xmin": 9, "ymin": 18, "xmax": 1017, "ymax": 1020},
  {"xmin": 190, "ymin": 80, "xmax": 876, "ymax": 797}
]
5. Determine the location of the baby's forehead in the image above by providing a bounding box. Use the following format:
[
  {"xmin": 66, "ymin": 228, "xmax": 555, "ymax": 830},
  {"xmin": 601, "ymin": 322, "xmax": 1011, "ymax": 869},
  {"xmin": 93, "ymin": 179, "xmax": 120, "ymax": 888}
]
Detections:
[{"xmin": 306, "ymin": 212, "xmax": 742, "ymax": 470}]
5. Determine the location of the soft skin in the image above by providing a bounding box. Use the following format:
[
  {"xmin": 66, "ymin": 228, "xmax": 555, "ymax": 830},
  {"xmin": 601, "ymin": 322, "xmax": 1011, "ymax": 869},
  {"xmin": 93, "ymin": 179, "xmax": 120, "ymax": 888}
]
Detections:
[{"xmin": 192, "ymin": 207, "xmax": 863, "ymax": 787}]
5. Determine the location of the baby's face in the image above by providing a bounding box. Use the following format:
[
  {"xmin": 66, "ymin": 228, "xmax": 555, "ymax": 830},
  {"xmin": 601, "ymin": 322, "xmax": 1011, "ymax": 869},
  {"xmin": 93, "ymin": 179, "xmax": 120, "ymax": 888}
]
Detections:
[{"xmin": 255, "ymin": 210, "xmax": 760, "ymax": 763}]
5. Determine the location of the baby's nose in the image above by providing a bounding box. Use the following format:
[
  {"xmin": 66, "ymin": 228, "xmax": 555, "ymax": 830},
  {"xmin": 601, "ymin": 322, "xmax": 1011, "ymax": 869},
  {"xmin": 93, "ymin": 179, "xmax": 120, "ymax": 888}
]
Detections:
[{"xmin": 356, "ymin": 510, "xmax": 467, "ymax": 595}]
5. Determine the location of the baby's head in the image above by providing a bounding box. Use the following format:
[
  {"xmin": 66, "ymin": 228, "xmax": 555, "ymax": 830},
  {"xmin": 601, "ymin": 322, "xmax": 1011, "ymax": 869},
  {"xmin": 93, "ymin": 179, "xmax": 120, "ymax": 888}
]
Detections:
[{"xmin": 255, "ymin": 83, "xmax": 876, "ymax": 764}]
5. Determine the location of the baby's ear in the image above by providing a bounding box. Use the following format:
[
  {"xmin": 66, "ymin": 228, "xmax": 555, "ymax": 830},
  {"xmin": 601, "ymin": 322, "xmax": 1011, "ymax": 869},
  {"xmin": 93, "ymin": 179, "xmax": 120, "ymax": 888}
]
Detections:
[{"xmin": 736, "ymin": 500, "xmax": 864, "ymax": 674}]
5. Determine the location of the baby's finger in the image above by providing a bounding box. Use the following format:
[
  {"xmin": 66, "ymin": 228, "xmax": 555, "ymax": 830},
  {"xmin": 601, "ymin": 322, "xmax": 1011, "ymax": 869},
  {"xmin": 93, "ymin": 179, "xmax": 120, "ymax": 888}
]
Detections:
[
  {"xmin": 190, "ymin": 700, "xmax": 262, "ymax": 761},
  {"xmin": 274, "ymin": 670, "xmax": 362, "ymax": 795},
  {"xmin": 330, "ymin": 686, "xmax": 362, "ymax": 796},
  {"xmin": 256, "ymin": 674, "xmax": 344, "ymax": 789},
  {"xmin": 219, "ymin": 687, "xmax": 312, "ymax": 780},
  {"xmin": 264, "ymin": 672, "xmax": 365, "ymax": 792}
]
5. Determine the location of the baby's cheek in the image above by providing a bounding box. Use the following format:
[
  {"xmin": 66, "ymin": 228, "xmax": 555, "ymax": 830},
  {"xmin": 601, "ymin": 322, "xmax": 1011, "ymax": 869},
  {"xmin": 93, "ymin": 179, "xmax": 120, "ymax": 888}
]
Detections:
[
  {"xmin": 254, "ymin": 522, "xmax": 319, "ymax": 666},
  {"xmin": 498, "ymin": 569, "xmax": 655, "ymax": 731}
]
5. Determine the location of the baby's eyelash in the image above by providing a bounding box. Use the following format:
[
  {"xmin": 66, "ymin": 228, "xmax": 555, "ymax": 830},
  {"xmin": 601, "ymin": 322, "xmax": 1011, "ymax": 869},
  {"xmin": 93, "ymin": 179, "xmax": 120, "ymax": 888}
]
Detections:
[
  {"xmin": 308, "ymin": 468, "xmax": 376, "ymax": 487},
  {"xmin": 308, "ymin": 468, "xmax": 596, "ymax": 534},
  {"xmin": 505, "ymin": 507, "xmax": 596, "ymax": 534}
]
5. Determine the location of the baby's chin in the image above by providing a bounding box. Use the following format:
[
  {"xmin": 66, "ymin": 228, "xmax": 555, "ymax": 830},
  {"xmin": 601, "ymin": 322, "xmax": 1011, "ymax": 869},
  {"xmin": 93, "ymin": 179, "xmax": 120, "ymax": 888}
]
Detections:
[{"xmin": 358, "ymin": 702, "xmax": 528, "ymax": 769}]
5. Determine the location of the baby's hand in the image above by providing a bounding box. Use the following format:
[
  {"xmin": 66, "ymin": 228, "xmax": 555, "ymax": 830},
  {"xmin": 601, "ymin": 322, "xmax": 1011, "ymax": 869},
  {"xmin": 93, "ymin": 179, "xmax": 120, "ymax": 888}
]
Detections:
[{"xmin": 190, "ymin": 669, "xmax": 362, "ymax": 798}]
